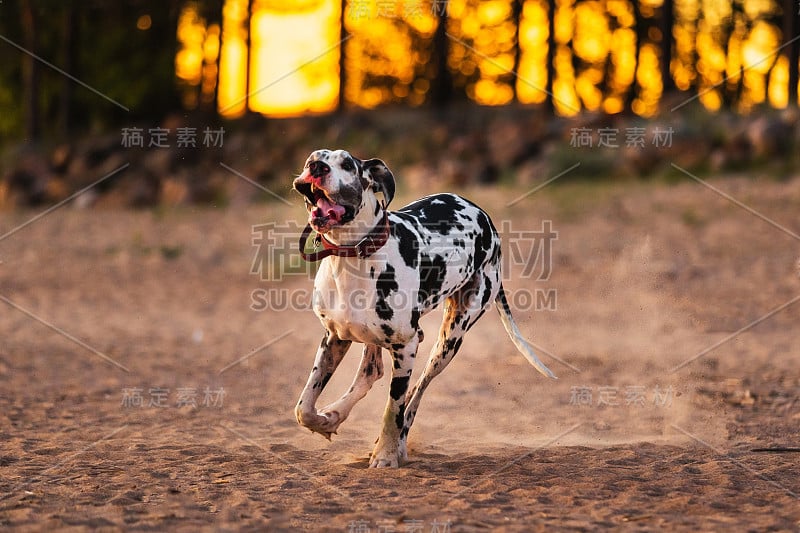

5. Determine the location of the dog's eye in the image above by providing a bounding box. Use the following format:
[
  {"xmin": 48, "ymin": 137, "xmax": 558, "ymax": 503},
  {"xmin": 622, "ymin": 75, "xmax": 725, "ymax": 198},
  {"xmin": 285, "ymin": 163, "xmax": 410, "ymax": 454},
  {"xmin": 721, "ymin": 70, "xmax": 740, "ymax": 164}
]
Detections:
[{"xmin": 341, "ymin": 159, "xmax": 354, "ymax": 172}]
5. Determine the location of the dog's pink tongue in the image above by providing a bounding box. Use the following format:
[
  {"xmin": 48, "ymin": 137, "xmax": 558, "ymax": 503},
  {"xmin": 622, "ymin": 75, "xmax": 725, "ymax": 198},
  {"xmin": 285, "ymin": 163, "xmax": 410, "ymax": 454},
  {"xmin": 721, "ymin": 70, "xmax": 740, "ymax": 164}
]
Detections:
[{"xmin": 314, "ymin": 196, "xmax": 345, "ymax": 221}]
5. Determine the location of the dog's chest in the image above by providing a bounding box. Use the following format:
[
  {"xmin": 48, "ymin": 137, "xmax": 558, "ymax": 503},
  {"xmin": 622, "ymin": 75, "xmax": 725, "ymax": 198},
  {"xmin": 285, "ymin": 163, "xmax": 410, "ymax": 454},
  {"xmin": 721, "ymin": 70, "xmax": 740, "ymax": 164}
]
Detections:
[
  {"xmin": 312, "ymin": 253, "xmax": 419, "ymax": 345},
  {"xmin": 313, "ymin": 259, "xmax": 384, "ymax": 344}
]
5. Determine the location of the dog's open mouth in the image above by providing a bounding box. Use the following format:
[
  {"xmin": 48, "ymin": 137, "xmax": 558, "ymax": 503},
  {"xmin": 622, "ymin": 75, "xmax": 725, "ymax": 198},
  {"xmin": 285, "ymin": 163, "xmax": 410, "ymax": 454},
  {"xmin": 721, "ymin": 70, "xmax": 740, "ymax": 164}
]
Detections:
[{"xmin": 294, "ymin": 182, "xmax": 347, "ymax": 232}]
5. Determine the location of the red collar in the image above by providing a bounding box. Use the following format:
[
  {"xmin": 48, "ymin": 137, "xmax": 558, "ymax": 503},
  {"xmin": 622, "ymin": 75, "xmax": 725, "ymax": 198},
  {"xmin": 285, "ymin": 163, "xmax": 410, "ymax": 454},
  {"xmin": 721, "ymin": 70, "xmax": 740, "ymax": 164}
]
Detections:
[{"xmin": 299, "ymin": 209, "xmax": 390, "ymax": 262}]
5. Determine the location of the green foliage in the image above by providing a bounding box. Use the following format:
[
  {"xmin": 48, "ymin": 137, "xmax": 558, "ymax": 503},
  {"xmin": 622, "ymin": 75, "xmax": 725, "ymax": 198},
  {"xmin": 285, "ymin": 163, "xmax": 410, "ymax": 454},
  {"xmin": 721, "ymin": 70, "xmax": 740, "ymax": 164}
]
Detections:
[{"xmin": 0, "ymin": 1, "xmax": 182, "ymax": 145}]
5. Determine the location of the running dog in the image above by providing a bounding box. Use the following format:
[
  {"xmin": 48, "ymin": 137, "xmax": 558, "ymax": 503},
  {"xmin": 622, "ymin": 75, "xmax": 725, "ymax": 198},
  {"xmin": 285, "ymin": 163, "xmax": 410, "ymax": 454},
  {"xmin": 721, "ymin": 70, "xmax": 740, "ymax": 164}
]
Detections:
[{"xmin": 292, "ymin": 149, "xmax": 556, "ymax": 467}]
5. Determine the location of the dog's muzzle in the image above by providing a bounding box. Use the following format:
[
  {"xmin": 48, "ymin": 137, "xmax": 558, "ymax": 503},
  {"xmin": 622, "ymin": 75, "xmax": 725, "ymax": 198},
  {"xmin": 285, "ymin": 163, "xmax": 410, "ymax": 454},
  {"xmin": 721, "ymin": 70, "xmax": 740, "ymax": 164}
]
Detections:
[{"xmin": 293, "ymin": 174, "xmax": 348, "ymax": 233}]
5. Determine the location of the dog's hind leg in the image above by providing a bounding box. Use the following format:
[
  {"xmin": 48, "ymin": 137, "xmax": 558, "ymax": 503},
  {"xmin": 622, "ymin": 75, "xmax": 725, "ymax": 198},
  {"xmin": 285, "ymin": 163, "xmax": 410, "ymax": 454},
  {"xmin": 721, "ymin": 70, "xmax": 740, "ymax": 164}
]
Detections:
[
  {"xmin": 401, "ymin": 270, "xmax": 499, "ymax": 449},
  {"xmin": 318, "ymin": 344, "xmax": 384, "ymax": 436},
  {"xmin": 295, "ymin": 332, "xmax": 351, "ymax": 439},
  {"xmin": 370, "ymin": 335, "xmax": 420, "ymax": 468}
]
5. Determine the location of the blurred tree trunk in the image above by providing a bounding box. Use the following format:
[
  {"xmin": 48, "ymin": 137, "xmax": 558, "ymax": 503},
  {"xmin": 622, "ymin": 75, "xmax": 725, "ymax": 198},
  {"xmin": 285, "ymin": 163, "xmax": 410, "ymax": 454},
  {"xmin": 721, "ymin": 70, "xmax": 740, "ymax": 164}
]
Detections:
[
  {"xmin": 338, "ymin": 0, "xmax": 348, "ymax": 111},
  {"xmin": 244, "ymin": 0, "xmax": 253, "ymax": 114},
  {"xmin": 430, "ymin": 2, "xmax": 452, "ymax": 106},
  {"xmin": 545, "ymin": 0, "xmax": 555, "ymax": 113},
  {"xmin": 786, "ymin": 0, "xmax": 799, "ymax": 107},
  {"xmin": 721, "ymin": 1, "xmax": 744, "ymax": 108},
  {"xmin": 511, "ymin": 0, "xmax": 523, "ymax": 102},
  {"xmin": 764, "ymin": 47, "xmax": 782, "ymax": 106},
  {"xmin": 59, "ymin": 5, "xmax": 77, "ymax": 137},
  {"xmin": 20, "ymin": 0, "xmax": 40, "ymax": 142},
  {"xmin": 199, "ymin": 0, "xmax": 223, "ymax": 114},
  {"xmin": 626, "ymin": 0, "xmax": 643, "ymax": 111},
  {"xmin": 660, "ymin": 0, "xmax": 674, "ymax": 95}
]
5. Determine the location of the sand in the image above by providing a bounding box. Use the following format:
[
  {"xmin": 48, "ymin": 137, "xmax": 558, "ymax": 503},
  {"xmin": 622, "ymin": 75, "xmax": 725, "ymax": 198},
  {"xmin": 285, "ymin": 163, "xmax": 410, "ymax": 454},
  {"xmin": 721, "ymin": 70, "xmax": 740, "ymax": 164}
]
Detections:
[{"xmin": 1, "ymin": 174, "xmax": 799, "ymax": 531}]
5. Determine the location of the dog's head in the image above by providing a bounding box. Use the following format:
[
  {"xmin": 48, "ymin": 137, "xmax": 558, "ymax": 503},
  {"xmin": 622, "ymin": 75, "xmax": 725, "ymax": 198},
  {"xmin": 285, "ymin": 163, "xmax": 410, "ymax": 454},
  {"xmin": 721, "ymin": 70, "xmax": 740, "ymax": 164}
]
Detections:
[{"xmin": 293, "ymin": 149, "xmax": 395, "ymax": 233}]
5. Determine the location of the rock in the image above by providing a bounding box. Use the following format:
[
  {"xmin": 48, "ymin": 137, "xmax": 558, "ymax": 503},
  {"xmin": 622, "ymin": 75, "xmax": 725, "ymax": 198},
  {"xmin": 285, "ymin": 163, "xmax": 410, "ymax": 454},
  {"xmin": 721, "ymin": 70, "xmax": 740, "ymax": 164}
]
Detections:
[
  {"xmin": 438, "ymin": 158, "xmax": 469, "ymax": 186},
  {"xmin": 188, "ymin": 167, "xmax": 228, "ymax": 205},
  {"xmin": 709, "ymin": 125, "xmax": 751, "ymax": 172},
  {"xmin": 50, "ymin": 144, "xmax": 72, "ymax": 173},
  {"xmin": 487, "ymin": 118, "xmax": 533, "ymax": 167},
  {"xmin": 517, "ymin": 158, "xmax": 550, "ymax": 185},
  {"xmin": 747, "ymin": 115, "xmax": 794, "ymax": 158},
  {"xmin": 4, "ymin": 150, "xmax": 55, "ymax": 206},
  {"xmin": 621, "ymin": 143, "xmax": 662, "ymax": 177},
  {"xmin": 670, "ymin": 135, "xmax": 713, "ymax": 170}
]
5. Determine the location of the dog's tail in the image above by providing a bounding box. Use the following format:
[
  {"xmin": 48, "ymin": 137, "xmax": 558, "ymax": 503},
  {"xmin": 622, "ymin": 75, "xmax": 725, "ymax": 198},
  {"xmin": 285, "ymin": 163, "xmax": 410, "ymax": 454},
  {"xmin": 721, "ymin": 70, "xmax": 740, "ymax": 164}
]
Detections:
[{"xmin": 495, "ymin": 285, "xmax": 557, "ymax": 379}]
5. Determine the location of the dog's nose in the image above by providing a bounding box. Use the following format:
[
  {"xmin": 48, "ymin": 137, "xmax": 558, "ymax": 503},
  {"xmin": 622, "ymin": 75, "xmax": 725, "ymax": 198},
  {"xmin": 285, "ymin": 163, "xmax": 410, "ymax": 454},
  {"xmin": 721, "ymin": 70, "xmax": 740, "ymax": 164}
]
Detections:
[{"xmin": 309, "ymin": 160, "xmax": 330, "ymax": 178}]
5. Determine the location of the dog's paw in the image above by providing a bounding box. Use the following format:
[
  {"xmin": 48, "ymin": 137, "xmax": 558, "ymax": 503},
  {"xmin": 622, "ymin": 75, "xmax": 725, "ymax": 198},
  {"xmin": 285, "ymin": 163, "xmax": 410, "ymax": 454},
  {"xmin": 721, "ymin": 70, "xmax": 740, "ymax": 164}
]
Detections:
[
  {"xmin": 297, "ymin": 409, "xmax": 340, "ymax": 439},
  {"xmin": 318, "ymin": 409, "xmax": 342, "ymax": 431},
  {"xmin": 369, "ymin": 441, "xmax": 407, "ymax": 468},
  {"xmin": 311, "ymin": 428, "xmax": 334, "ymax": 441},
  {"xmin": 369, "ymin": 451, "xmax": 400, "ymax": 468}
]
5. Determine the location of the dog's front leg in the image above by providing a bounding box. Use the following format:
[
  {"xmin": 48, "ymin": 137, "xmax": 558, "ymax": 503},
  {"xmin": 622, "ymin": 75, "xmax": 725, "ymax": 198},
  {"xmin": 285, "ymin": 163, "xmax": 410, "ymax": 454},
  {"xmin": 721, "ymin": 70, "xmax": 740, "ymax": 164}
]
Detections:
[
  {"xmin": 370, "ymin": 337, "xmax": 419, "ymax": 468},
  {"xmin": 318, "ymin": 344, "xmax": 383, "ymax": 435},
  {"xmin": 295, "ymin": 333, "xmax": 351, "ymax": 439}
]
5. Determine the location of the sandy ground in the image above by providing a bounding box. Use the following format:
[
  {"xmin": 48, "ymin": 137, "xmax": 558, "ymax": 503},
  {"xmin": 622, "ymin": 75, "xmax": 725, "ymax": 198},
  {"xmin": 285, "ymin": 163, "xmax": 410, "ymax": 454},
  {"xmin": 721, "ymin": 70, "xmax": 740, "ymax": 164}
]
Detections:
[{"xmin": 1, "ymin": 174, "xmax": 799, "ymax": 531}]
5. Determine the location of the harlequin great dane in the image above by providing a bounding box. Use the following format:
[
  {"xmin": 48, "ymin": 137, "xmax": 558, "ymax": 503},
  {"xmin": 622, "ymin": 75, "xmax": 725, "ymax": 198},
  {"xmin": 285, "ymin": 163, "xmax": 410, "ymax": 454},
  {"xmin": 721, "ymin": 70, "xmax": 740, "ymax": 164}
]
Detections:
[{"xmin": 292, "ymin": 149, "xmax": 556, "ymax": 468}]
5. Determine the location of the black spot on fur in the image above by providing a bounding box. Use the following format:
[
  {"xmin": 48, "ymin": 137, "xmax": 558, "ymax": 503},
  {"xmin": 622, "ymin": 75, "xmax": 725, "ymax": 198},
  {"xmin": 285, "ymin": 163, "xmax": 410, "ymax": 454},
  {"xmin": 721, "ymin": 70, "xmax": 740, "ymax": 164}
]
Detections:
[
  {"xmin": 390, "ymin": 375, "xmax": 410, "ymax": 400},
  {"xmin": 335, "ymin": 181, "xmax": 364, "ymax": 224},
  {"xmin": 381, "ymin": 324, "xmax": 395, "ymax": 338},
  {"xmin": 391, "ymin": 220, "xmax": 419, "ymax": 268},
  {"xmin": 411, "ymin": 308, "xmax": 420, "ymax": 330},
  {"xmin": 444, "ymin": 337, "xmax": 463, "ymax": 354},
  {"xmin": 481, "ymin": 275, "xmax": 493, "ymax": 309},
  {"xmin": 406, "ymin": 194, "xmax": 462, "ymax": 217},
  {"xmin": 397, "ymin": 194, "xmax": 467, "ymax": 236},
  {"xmin": 376, "ymin": 265, "xmax": 398, "ymax": 320},
  {"xmin": 489, "ymin": 240, "xmax": 501, "ymax": 264},
  {"xmin": 418, "ymin": 254, "xmax": 447, "ymax": 305},
  {"xmin": 395, "ymin": 404, "xmax": 406, "ymax": 430},
  {"xmin": 497, "ymin": 286, "xmax": 512, "ymax": 315},
  {"xmin": 472, "ymin": 211, "xmax": 494, "ymax": 270}
]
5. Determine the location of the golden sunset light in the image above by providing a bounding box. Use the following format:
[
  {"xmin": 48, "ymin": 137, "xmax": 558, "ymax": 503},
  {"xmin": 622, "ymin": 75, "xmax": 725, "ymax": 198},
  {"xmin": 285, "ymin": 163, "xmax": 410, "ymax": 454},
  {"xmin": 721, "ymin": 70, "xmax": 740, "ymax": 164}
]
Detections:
[
  {"xmin": 248, "ymin": 1, "xmax": 340, "ymax": 117},
  {"xmin": 173, "ymin": 0, "xmax": 800, "ymax": 117}
]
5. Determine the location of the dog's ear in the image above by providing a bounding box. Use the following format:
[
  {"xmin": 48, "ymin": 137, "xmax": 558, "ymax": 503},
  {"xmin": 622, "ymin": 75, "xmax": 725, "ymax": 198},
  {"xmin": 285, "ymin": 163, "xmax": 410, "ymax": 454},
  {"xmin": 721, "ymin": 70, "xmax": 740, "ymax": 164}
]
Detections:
[{"xmin": 363, "ymin": 158, "xmax": 395, "ymax": 207}]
